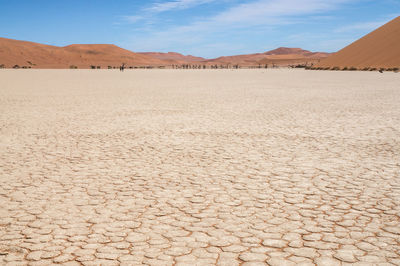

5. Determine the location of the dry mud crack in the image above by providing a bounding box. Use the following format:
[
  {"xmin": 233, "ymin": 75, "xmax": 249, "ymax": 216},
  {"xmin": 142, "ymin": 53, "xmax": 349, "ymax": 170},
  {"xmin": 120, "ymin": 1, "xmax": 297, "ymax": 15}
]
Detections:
[{"xmin": 0, "ymin": 69, "xmax": 399, "ymax": 265}]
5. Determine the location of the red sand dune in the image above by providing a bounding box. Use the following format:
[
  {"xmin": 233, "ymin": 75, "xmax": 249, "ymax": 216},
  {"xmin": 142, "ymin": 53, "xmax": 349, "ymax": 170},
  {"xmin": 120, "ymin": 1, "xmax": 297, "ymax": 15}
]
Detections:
[
  {"xmin": 317, "ymin": 16, "xmax": 400, "ymax": 69},
  {"xmin": 0, "ymin": 38, "xmax": 165, "ymax": 68}
]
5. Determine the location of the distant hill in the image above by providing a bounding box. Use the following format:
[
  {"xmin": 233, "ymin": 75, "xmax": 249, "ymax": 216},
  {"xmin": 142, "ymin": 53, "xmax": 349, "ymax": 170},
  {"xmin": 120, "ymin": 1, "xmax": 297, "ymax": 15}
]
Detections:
[
  {"xmin": 138, "ymin": 52, "xmax": 206, "ymax": 64},
  {"xmin": 204, "ymin": 47, "xmax": 330, "ymax": 67},
  {"xmin": 316, "ymin": 16, "xmax": 400, "ymax": 69},
  {"xmin": 0, "ymin": 37, "xmax": 329, "ymax": 68},
  {"xmin": 0, "ymin": 38, "xmax": 165, "ymax": 68}
]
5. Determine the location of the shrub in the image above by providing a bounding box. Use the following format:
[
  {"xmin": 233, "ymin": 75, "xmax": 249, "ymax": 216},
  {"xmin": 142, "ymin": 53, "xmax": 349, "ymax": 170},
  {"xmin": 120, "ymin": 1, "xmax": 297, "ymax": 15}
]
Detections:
[
  {"xmin": 331, "ymin": 66, "xmax": 340, "ymax": 71},
  {"xmin": 369, "ymin": 68, "xmax": 377, "ymax": 71},
  {"xmin": 69, "ymin": 65, "xmax": 78, "ymax": 69},
  {"xmin": 90, "ymin": 65, "xmax": 96, "ymax": 69},
  {"xmin": 0, "ymin": 64, "xmax": 5, "ymax": 69},
  {"xmin": 349, "ymin": 67, "xmax": 357, "ymax": 71},
  {"xmin": 342, "ymin": 67, "xmax": 348, "ymax": 71},
  {"xmin": 97, "ymin": 66, "xmax": 101, "ymax": 69},
  {"xmin": 13, "ymin": 65, "xmax": 20, "ymax": 69},
  {"xmin": 362, "ymin": 67, "xmax": 370, "ymax": 71},
  {"xmin": 386, "ymin": 68, "xmax": 399, "ymax": 72}
]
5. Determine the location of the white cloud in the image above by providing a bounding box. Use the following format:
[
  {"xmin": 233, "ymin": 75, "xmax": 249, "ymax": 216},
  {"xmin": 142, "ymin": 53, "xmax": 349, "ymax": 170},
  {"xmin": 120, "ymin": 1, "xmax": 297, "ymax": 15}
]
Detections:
[
  {"xmin": 135, "ymin": 0, "xmax": 353, "ymax": 37},
  {"xmin": 125, "ymin": 0, "xmax": 356, "ymax": 56},
  {"xmin": 145, "ymin": 0, "xmax": 216, "ymax": 13},
  {"xmin": 335, "ymin": 20, "xmax": 388, "ymax": 33},
  {"xmin": 123, "ymin": 0, "xmax": 352, "ymax": 26},
  {"xmin": 121, "ymin": 15, "xmax": 144, "ymax": 23},
  {"xmin": 212, "ymin": 0, "xmax": 348, "ymax": 24},
  {"xmin": 120, "ymin": 0, "xmax": 217, "ymax": 24}
]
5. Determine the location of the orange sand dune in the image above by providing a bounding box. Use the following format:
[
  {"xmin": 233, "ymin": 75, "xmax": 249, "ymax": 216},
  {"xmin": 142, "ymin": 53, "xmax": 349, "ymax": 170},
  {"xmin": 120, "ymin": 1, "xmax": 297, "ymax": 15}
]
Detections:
[
  {"xmin": 0, "ymin": 38, "xmax": 165, "ymax": 68},
  {"xmin": 317, "ymin": 16, "xmax": 400, "ymax": 69}
]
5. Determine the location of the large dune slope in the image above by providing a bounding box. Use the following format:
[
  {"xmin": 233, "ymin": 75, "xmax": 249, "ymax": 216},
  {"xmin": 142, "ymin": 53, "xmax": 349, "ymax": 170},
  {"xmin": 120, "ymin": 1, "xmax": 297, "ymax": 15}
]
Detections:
[{"xmin": 317, "ymin": 16, "xmax": 400, "ymax": 69}]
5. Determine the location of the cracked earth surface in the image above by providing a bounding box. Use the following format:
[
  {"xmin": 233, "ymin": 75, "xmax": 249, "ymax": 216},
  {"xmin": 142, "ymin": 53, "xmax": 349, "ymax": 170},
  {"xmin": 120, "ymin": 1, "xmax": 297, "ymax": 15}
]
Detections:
[{"xmin": 0, "ymin": 69, "xmax": 399, "ymax": 265}]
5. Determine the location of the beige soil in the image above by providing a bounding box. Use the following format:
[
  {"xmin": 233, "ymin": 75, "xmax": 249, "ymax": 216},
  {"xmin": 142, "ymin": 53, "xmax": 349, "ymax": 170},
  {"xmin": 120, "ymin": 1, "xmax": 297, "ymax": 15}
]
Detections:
[{"xmin": 0, "ymin": 69, "xmax": 399, "ymax": 265}]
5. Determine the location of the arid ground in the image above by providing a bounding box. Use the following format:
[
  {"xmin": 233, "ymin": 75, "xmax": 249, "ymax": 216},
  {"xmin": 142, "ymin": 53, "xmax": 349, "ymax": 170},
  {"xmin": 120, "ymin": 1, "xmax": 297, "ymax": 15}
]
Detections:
[{"xmin": 0, "ymin": 69, "xmax": 399, "ymax": 265}]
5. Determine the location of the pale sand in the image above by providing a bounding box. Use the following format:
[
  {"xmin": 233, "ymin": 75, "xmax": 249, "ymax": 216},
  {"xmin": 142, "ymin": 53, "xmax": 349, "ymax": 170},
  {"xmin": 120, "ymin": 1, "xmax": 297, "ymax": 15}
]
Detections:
[{"xmin": 0, "ymin": 69, "xmax": 399, "ymax": 265}]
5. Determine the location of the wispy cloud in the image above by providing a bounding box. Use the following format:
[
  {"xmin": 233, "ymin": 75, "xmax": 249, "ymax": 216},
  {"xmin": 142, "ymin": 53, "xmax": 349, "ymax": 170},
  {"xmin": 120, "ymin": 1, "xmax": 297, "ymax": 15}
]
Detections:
[
  {"xmin": 335, "ymin": 20, "xmax": 388, "ymax": 33},
  {"xmin": 120, "ymin": 0, "xmax": 217, "ymax": 24},
  {"xmin": 122, "ymin": 0, "xmax": 353, "ymax": 26},
  {"xmin": 145, "ymin": 0, "xmax": 216, "ymax": 13},
  {"xmin": 210, "ymin": 0, "xmax": 350, "ymax": 25},
  {"xmin": 129, "ymin": 0, "xmax": 354, "ymax": 41},
  {"xmin": 121, "ymin": 15, "xmax": 143, "ymax": 24},
  {"xmin": 122, "ymin": 0, "xmax": 359, "ymax": 56}
]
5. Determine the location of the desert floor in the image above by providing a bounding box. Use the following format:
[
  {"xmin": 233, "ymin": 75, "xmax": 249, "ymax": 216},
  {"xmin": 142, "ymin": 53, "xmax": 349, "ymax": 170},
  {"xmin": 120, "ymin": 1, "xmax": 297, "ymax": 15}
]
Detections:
[{"xmin": 0, "ymin": 69, "xmax": 399, "ymax": 265}]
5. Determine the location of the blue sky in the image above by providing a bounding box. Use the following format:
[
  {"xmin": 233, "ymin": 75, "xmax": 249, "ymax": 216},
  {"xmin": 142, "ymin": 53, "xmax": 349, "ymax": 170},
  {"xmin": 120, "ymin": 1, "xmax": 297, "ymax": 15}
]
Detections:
[{"xmin": 0, "ymin": 0, "xmax": 399, "ymax": 58}]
